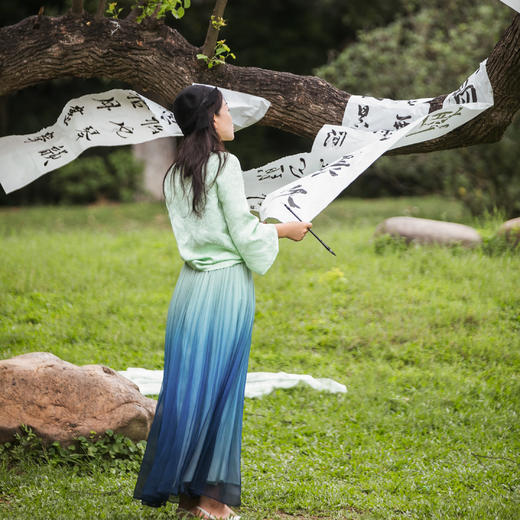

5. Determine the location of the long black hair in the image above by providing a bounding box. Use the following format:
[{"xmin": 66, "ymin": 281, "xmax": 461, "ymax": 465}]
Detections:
[{"xmin": 163, "ymin": 87, "xmax": 227, "ymax": 217}]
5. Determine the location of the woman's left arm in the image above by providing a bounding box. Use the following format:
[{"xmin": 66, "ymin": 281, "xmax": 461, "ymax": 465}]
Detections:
[{"xmin": 216, "ymin": 154, "xmax": 279, "ymax": 275}]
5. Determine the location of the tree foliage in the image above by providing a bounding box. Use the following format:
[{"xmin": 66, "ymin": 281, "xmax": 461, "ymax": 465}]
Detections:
[
  {"xmin": 316, "ymin": 0, "xmax": 520, "ymax": 216},
  {"xmin": 0, "ymin": 1, "xmax": 519, "ymax": 212},
  {"xmin": 0, "ymin": 0, "xmax": 416, "ymax": 205}
]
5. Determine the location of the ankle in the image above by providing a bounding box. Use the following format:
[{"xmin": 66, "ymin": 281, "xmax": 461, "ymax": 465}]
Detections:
[
  {"xmin": 197, "ymin": 497, "xmax": 232, "ymax": 518},
  {"xmin": 179, "ymin": 493, "xmax": 199, "ymax": 510}
]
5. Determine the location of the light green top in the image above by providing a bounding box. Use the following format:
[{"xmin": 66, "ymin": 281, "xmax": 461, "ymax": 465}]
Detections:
[{"xmin": 164, "ymin": 152, "xmax": 279, "ymax": 275}]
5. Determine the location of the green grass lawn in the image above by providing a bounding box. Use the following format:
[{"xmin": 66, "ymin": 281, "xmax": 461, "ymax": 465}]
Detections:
[{"xmin": 0, "ymin": 196, "xmax": 519, "ymax": 519}]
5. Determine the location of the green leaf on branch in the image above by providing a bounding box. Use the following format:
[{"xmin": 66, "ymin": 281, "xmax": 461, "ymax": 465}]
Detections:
[
  {"xmin": 129, "ymin": 0, "xmax": 190, "ymax": 23},
  {"xmin": 211, "ymin": 15, "xmax": 227, "ymax": 30},
  {"xmin": 198, "ymin": 40, "xmax": 236, "ymax": 69},
  {"xmin": 106, "ymin": 2, "xmax": 123, "ymax": 19}
]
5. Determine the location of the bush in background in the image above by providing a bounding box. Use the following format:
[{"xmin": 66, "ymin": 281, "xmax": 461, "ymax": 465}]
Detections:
[
  {"xmin": 1, "ymin": 148, "xmax": 144, "ymax": 206},
  {"xmin": 316, "ymin": 0, "xmax": 520, "ymax": 218}
]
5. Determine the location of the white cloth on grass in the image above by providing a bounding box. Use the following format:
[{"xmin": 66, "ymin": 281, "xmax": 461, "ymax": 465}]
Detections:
[{"xmin": 118, "ymin": 367, "xmax": 347, "ymax": 398}]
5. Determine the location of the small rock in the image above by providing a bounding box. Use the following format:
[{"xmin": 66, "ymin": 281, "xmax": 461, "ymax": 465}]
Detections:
[
  {"xmin": 375, "ymin": 216, "xmax": 481, "ymax": 248},
  {"xmin": 498, "ymin": 217, "xmax": 520, "ymax": 245},
  {"xmin": 0, "ymin": 352, "xmax": 156, "ymax": 445}
]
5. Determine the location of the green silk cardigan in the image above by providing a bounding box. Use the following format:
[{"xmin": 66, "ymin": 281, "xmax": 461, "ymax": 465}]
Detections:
[{"xmin": 164, "ymin": 152, "xmax": 279, "ymax": 275}]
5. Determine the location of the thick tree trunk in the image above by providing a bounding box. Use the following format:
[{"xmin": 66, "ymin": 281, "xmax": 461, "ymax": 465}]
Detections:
[{"xmin": 0, "ymin": 13, "xmax": 519, "ymax": 154}]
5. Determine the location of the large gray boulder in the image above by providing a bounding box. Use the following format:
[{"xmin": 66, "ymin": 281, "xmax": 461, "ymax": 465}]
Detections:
[
  {"xmin": 0, "ymin": 352, "xmax": 156, "ymax": 445},
  {"xmin": 498, "ymin": 217, "xmax": 520, "ymax": 246},
  {"xmin": 375, "ymin": 216, "xmax": 481, "ymax": 248}
]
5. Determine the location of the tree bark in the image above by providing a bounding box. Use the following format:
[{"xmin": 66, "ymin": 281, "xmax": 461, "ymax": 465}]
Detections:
[
  {"xmin": 95, "ymin": 0, "xmax": 107, "ymax": 19},
  {"xmin": 71, "ymin": 0, "xmax": 83, "ymax": 15},
  {"xmin": 0, "ymin": 13, "xmax": 519, "ymax": 155}
]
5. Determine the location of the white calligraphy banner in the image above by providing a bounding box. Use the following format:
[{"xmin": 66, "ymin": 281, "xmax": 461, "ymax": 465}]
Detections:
[
  {"xmin": 244, "ymin": 60, "xmax": 494, "ymax": 222},
  {"xmin": 0, "ymin": 86, "xmax": 270, "ymax": 194},
  {"xmin": 500, "ymin": 0, "xmax": 520, "ymax": 13},
  {"xmin": 1, "ymin": 61, "xmax": 494, "ymax": 223}
]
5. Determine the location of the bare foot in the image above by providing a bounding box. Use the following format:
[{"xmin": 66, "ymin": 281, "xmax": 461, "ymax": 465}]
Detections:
[{"xmin": 192, "ymin": 496, "xmax": 238, "ymax": 519}]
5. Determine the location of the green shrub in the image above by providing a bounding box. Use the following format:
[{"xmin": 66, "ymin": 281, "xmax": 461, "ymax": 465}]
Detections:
[
  {"xmin": 373, "ymin": 233, "xmax": 410, "ymax": 255},
  {"xmin": 1, "ymin": 148, "xmax": 144, "ymax": 206},
  {"xmin": 48, "ymin": 155, "xmax": 109, "ymax": 204},
  {"xmin": 49, "ymin": 149, "xmax": 144, "ymax": 205},
  {"xmin": 106, "ymin": 149, "xmax": 144, "ymax": 203},
  {"xmin": 0, "ymin": 425, "xmax": 146, "ymax": 475},
  {"xmin": 316, "ymin": 0, "xmax": 520, "ymax": 217},
  {"xmin": 482, "ymin": 233, "xmax": 520, "ymax": 256}
]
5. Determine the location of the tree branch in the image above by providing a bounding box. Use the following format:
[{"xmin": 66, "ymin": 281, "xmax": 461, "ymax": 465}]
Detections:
[
  {"xmin": 127, "ymin": 2, "xmax": 144, "ymax": 22},
  {"xmin": 71, "ymin": 0, "xmax": 84, "ymax": 15},
  {"xmin": 96, "ymin": 0, "xmax": 107, "ymax": 19},
  {"xmin": 202, "ymin": 0, "xmax": 228, "ymax": 58},
  {"xmin": 0, "ymin": 12, "xmax": 518, "ymax": 156},
  {"xmin": 388, "ymin": 12, "xmax": 520, "ymax": 155}
]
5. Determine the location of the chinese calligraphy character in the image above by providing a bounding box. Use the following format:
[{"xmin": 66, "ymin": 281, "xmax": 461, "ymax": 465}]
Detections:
[
  {"xmin": 24, "ymin": 131, "xmax": 54, "ymax": 143},
  {"xmin": 110, "ymin": 121, "xmax": 134, "ymax": 138},
  {"xmin": 355, "ymin": 104, "xmax": 369, "ymax": 128},
  {"xmin": 323, "ymin": 128, "xmax": 348, "ymax": 147},
  {"xmin": 63, "ymin": 105, "xmax": 85, "ymax": 126},
  {"xmin": 160, "ymin": 110, "xmax": 176, "ymax": 125},
  {"xmin": 256, "ymin": 165, "xmax": 284, "ymax": 181},
  {"xmin": 39, "ymin": 145, "xmax": 68, "ymax": 167},
  {"xmin": 289, "ymin": 157, "xmax": 306, "ymax": 178},
  {"xmin": 76, "ymin": 126, "xmax": 100, "ymax": 141},
  {"xmin": 407, "ymin": 106, "xmax": 463, "ymax": 137},
  {"xmin": 126, "ymin": 94, "xmax": 147, "ymax": 109},
  {"xmin": 374, "ymin": 129, "xmax": 394, "ymax": 141},
  {"xmin": 393, "ymin": 114, "xmax": 412, "ymax": 130},
  {"xmin": 94, "ymin": 96, "xmax": 122, "ymax": 111},
  {"xmin": 140, "ymin": 117, "xmax": 163, "ymax": 135},
  {"xmin": 319, "ymin": 158, "xmax": 329, "ymax": 168},
  {"xmin": 275, "ymin": 184, "xmax": 308, "ymax": 209},
  {"xmin": 451, "ymin": 83, "xmax": 477, "ymax": 104},
  {"xmin": 312, "ymin": 155, "xmax": 353, "ymax": 178}
]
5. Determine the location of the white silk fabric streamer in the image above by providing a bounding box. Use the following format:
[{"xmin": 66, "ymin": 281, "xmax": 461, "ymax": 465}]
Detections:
[
  {"xmin": 1, "ymin": 62, "xmax": 494, "ymax": 223},
  {"xmin": 244, "ymin": 60, "xmax": 494, "ymax": 223},
  {"xmin": 0, "ymin": 86, "xmax": 270, "ymax": 194},
  {"xmin": 500, "ymin": 0, "xmax": 520, "ymax": 13}
]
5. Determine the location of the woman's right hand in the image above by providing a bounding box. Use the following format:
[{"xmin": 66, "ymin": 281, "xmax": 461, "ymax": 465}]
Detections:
[{"xmin": 275, "ymin": 221, "xmax": 312, "ymax": 241}]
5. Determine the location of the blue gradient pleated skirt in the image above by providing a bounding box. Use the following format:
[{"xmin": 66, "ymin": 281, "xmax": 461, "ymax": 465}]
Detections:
[{"xmin": 133, "ymin": 262, "xmax": 254, "ymax": 507}]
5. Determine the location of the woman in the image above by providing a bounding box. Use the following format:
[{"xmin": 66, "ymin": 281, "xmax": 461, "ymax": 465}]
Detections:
[{"xmin": 133, "ymin": 85, "xmax": 311, "ymax": 519}]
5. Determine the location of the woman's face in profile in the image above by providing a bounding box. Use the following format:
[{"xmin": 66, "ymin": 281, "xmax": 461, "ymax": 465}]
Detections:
[{"xmin": 213, "ymin": 99, "xmax": 234, "ymax": 142}]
